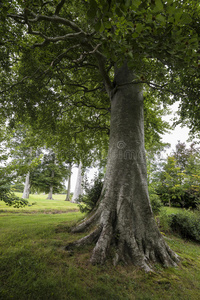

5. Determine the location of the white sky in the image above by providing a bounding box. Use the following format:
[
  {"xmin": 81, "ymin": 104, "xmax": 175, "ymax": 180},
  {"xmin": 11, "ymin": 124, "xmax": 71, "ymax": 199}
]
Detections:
[{"xmin": 161, "ymin": 102, "xmax": 191, "ymax": 156}]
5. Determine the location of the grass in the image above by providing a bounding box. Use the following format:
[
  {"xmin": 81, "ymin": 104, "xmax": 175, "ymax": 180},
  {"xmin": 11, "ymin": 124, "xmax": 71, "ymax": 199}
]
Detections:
[
  {"xmin": 0, "ymin": 193, "xmax": 79, "ymax": 213},
  {"xmin": 1, "ymin": 197, "xmax": 200, "ymax": 299},
  {"xmin": 164, "ymin": 207, "xmax": 183, "ymax": 214}
]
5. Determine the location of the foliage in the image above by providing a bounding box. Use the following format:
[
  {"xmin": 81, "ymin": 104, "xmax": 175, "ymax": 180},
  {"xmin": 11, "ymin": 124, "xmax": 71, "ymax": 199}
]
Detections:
[
  {"xmin": 11, "ymin": 182, "xmax": 25, "ymax": 193},
  {"xmin": 158, "ymin": 156, "xmax": 186, "ymax": 207},
  {"xmin": 147, "ymin": 149, "xmax": 165, "ymax": 215},
  {"xmin": 157, "ymin": 142, "xmax": 200, "ymax": 208},
  {"xmin": 0, "ymin": 121, "xmax": 28, "ymax": 207},
  {"xmin": 169, "ymin": 211, "xmax": 200, "ymax": 242},
  {"xmin": 30, "ymin": 150, "xmax": 68, "ymax": 194},
  {"xmin": 0, "ymin": 177, "xmax": 28, "ymax": 208},
  {"xmin": 150, "ymin": 193, "xmax": 163, "ymax": 215},
  {"xmin": 78, "ymin": 173, "xmax": 104, "ymax": 213},
  {"xmin": 158, "ymin": 208, "xmax": 171, "ymax": 233},
  {"xmin": 1, "ymin": 0, "xmax": 199, "ymax": 161}
]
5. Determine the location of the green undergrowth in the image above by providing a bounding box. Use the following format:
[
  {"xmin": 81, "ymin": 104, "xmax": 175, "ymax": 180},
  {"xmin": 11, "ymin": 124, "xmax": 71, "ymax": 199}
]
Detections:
[{"xmin": 1, "ymin": 207, "xmax": 200, "ymax": 299}]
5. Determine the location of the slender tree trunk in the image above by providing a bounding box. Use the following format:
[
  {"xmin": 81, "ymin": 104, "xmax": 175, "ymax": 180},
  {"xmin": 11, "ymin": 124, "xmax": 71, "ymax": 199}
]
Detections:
[
  {"xmin": 71, "ymin": 162, "xmax": 83, "ymax": 203},
  {"xmin": 22, "ymin": 147, "xmax": 32, "ymax": 199},
  {"xmin": 66, "ymin": 64, "xmax": 179, "ymax": 271},
  {"xmin": 46, "ymin": 170, "xmax": 54, "ymax": 200},
  {"xmin": 65, "ymin": 162, "xmax": 72, "ymax": 201},
  {"xmin": 46, "ymin": 184, "xmax": 53, "ymax": 200},
  {"xmin": 22, "ymin": 171, "xmax": 30, "ymax": 199}
]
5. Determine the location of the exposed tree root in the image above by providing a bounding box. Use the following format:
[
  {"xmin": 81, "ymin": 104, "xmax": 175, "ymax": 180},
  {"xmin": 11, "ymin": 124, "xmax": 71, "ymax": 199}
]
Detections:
[
  {"xmin": 65, "ymin": 226, "xmax": 102, "ymax": 250},
  {"xmin": 65, "ymin": 212, "xmax": 179, "ymax": 272},
  {"xmin": 71, "ymin": 210, "xmax": 100, "ymax": 233}
]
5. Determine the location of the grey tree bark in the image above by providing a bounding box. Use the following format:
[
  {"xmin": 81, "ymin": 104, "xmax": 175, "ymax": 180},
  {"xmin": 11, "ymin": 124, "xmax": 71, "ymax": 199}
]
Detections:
[
  {"xmin": 46, "ymin": 183, "xmax": 54, "ymax": 200},
  {"xmin": 66, "ymin": 64, "xmax": 179, "ymax": 271},
  {"xmin": 65, "ymin": 162, "xmax": 72, "ymax": 201},
  {"xmin": 71, "ymin": 162, "xmax": 83, "ymax": 203},
  {"xmin": 46, "ymin": 152, "xmax": 56, "ymax": 200},
  {"xmin": 22, "ymin": 147, "xmax": 32, "ymax": 199},
  {"xmin": 22, "ymin": 171, "xmax": 30, "ymax": 199},
  {"xmin": 46, "ymin": 168, "xmax": 54, "ymax": 200}
]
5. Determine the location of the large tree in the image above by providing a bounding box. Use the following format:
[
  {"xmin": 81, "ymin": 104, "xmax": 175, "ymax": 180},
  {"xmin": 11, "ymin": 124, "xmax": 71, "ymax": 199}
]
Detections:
[{"xmin": 1, "ymin": 0, "xmax": 200, "ymax": 270}]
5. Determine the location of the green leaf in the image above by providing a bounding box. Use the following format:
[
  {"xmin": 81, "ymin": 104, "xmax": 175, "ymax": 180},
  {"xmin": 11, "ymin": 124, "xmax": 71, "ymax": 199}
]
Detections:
[
  {"xmin": 180, "ymin": 12, "xmax": 193, "ymax": 25},
  {"xmin": 132, "ymin": 0, "xmax": 141, "ymax": 9},
  {"xmin": 87, "ymin": 0, "xmax": 98, "ymax": 19},
  {"xmin": 94, "ymin": 20, "xmax": 101, "ymax": 32},
  {"xmin": 135, "ymin": 23, "xmax": 143, "ymax": 33},
  {"xmin": 99, "ymin": 20, "xmax": 105, "ymax": 33},
  {"xmin": 127, "ymin": 51, "xmax": 133, "ymax": 59},
  {"xmin": 154, "ymin": 0, "xmax": 164, "ymax": 12},
  {"xmin": 174, "ymin": 11, "xmax": 182, "ymax": 24},
  {"xmin": 115, "ymin": 7, "xmax": 123, "ymax": 17},
  {"xmin": 166, "ymin": 3, "xmax": 176, "ymax": 15},
  {"xmin": 132, "ymin": 32, "xmax": 139, "ymax": 38},
  {"xmin": 125, "ymin": 0, "xmax": 131, "ymax": 7},
  {"xmin": 156, "ymin": 14, "xmax": 166, "ymax": 23}
]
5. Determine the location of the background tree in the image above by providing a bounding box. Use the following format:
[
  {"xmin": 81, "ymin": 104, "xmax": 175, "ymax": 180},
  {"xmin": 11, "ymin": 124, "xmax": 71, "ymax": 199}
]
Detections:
[
  {"xmin": 71, "ymin": 162, "xmax": 83, "ymax": 203},
  {"xmin": 5, "ymin": 124, "xmax": 43, "ymax": 199},
  {"xmin": 157, "ymin": 142, "xmax": 200, "ymax": 208},
  {"xmin": 65, "ymin": 162, "xmax": 72, "ymax": 201},
  {"xmin": 1, "ymin": 0, "xmax": 200, "ymax": 270},
  {"xmin": 31, "ymin": 150, "xmax": 68, "ymax": 198},
  {"xmin": 0, "ymin": 121, "xmax": 28, "ymax": 207},
  {"xmin": 158, "ymin": 156, "xmax": 186, "ymax": 207}
]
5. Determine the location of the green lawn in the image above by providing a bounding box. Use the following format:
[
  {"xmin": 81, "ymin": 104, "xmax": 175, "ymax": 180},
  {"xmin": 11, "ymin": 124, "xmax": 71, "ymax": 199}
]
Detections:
[
  {"xmin": 1, "ymin": 197, "xmax": 200, "ymax": 299},
  {"xmin": 0, "ymin": 193, "xmax": 79, "ymax": 213}
]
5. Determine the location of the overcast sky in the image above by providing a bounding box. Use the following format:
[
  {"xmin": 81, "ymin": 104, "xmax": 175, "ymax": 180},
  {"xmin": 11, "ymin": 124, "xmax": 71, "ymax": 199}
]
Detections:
[{"xmin": 161, "ymin": 102, "xmax": 191, "ymax": 156}]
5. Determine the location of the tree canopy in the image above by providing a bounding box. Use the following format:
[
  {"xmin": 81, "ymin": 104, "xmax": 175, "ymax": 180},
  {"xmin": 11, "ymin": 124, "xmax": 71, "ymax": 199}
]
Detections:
[{"xmin": 1, "ymin": 0, "xmax": 198, "ymax": 147}]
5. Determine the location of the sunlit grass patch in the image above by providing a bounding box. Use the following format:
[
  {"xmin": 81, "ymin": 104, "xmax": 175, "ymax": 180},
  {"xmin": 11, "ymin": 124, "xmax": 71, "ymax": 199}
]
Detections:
[{"xmin": 0, "ymin": 193, "xmax": 79, "ymax": 214}]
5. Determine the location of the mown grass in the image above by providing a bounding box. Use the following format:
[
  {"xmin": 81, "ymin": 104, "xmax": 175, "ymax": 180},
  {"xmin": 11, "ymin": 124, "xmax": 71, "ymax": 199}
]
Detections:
[
  {"xmin": 0, "ymin": 193, "xmax": 79, "ymax": 213},
  {"xmin": 0, "ymin": 197, "xmax": 200, "ymax": 299}
]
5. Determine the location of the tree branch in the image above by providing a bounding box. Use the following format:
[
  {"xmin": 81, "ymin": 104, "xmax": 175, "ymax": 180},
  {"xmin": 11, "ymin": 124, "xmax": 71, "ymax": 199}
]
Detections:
[
  {"xmin": 72, "ymin": 44, "xmax": 101, "ymax": 63},
  {"xmin": 27, "ymin": 11, "xmax": 85, "ymax": 34},
  {"xmin": 54, "ymin": 0, "xmax": 66, "ymax": 15},
  {"xmin": 50, "ymin": 45, "xmax": 81, "ymax": 67}
]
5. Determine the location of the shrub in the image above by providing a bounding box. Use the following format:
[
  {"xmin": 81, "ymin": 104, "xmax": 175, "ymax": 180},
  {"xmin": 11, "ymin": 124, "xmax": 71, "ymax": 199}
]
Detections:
[
  {"xmin": 78, "ymin": 173, "xmax": 104, "ymax": 214},
  {"xmin": 169, "ymin": 211, "xmax": 200, "ymax": 242},
  {"xmin": 158, "ymin": 208, "xmax": 171, "ymax": 233},
  {"xmin": 150, "ymin": 193, "xmax": 163, "ymax": 215}
]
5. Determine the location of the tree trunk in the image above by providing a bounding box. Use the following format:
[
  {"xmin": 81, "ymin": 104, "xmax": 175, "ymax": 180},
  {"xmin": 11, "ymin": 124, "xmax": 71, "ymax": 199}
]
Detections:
[
  {"xmin": 22, "ymin": 172, "xmax": 30, "ymax": 199},
  {"xmin": 71, "ymin": 162, "xmax": 83, "ymax": 203},
  {"xmin": 22, "ymin": 147, "xmax": 32, "ymax": 199},
  {"xmin": 65, "ymin": 162, "xmax": 72, "ymax": 201},
  {"xmin": 46, "ymin": 185, "xmax": 53, "ymax": 200},
  {"xmin": 46, "ymin": 170, "xmax": 54, "ymax": 200},
  {"xmin": 66, "ymin": 64, "xmax": 179, "ymax": 271}
]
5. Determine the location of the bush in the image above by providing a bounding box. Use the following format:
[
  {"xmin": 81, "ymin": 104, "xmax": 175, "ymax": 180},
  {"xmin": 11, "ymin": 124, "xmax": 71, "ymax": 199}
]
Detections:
[
  {"xmin": 158, "ymin": 208, "xmax": 171, "ymax": 233},
  {"xmin": 150, "ymin": 193, "xmax": 163, "ymax": 215},
  {"xmin": 169, "ymin": 211, "xmax": 200, "ymax": 242},
  {"xmin": 78, "ymin": 173, "xmax": 104, "ymax": 214},
  {"xmin": 0, "ymin": 178, "xmax": 28, "ymax": 208}
]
